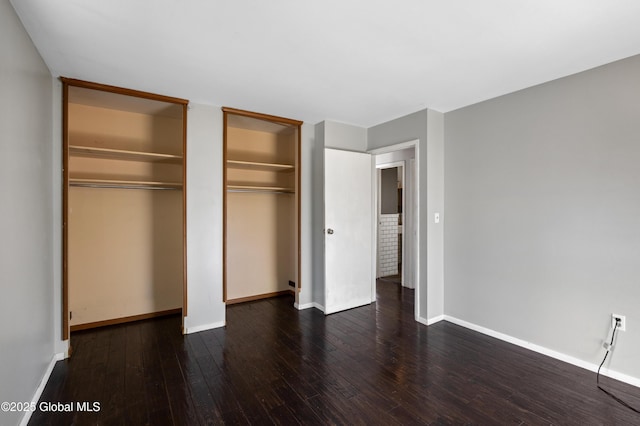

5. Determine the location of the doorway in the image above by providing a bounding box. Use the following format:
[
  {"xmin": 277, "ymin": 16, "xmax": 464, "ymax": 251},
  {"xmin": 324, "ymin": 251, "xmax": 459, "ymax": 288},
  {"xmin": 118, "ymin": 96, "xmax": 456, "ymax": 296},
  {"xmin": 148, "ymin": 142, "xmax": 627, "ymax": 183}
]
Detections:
[
  {"xmin": 370, "ymin": 143, "xmax": 418, "ymax": 315},
  {"xmin": 321, "ymin": 141, "xmax": 418, "ymax": 318},
  {"xmin": 377, "ymin": 163, "xmax": 404, "ymax": 285}
]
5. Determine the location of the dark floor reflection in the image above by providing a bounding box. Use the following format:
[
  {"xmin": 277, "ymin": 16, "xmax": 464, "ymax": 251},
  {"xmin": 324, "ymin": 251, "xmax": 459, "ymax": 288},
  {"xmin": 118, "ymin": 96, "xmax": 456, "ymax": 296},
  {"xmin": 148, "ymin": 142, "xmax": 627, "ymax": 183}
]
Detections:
[{"xmin": 31, "ymin": 282, "xmax": 640, "ymax": 425}]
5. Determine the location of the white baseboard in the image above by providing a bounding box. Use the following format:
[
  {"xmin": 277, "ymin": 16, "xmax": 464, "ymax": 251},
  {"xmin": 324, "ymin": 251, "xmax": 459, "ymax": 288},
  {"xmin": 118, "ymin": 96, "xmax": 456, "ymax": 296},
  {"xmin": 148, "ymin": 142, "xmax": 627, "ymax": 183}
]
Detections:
[
  {"xmin": 184, "ymin": 320, "xmax": 225, "ymax": 334},
  {"xmin": 20, "ymin": 353, "xmax": 64, "ymax": 426},
  {"xmin": 415, "ymin": 315, "xmax": 444, "ymax": 326},
  {"xmin": 444, "ymin": 315, "xmax": 640, "ymax": 389},
  {"xmin": 427, "ymin": 315, "xmax": 444, "ymax": 325},
  {"xmin": 295, "ymin": 302, "xmax": 325, "ymax": 311}
]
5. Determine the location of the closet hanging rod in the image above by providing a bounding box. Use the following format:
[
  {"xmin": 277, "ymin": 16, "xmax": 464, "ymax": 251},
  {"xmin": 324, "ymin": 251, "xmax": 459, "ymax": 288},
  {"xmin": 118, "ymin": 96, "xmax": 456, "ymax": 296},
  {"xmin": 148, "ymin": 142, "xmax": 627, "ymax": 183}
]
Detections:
[
  {"xmin": 227, "ymin": 189, "xmax": 293, "ymax": 194},
  {"xmin": 70, "ymin": 183, "xmax": 180, "ymax": 190}
]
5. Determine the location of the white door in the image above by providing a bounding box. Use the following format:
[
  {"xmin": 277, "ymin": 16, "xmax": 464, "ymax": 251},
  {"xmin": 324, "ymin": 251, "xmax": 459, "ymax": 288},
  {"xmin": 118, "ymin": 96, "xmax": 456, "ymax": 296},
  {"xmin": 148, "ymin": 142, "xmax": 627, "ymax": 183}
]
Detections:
[{"xmin": 324, "ymin": 148, "xmax": 373, "ymax": 314}]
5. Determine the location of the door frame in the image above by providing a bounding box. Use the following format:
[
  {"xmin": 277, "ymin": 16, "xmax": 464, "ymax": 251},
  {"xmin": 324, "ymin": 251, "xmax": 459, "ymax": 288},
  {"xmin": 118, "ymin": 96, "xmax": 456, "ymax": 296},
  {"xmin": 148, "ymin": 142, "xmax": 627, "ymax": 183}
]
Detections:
[
  {"xmin": 375, "ymin": 160, "xmax": 406, "ymax": 285},
  {"xmin": 368, "ymin": 140, "xmax": 420, "ymax": 319}
]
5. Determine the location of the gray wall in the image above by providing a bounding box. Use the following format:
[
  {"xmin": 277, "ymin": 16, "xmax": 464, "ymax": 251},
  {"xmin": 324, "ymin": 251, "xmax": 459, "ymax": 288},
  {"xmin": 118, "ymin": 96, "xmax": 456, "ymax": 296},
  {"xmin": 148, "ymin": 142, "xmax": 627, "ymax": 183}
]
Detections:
[
  {"xmin": 0, "ymin": 1, "xmax": 55, "ymax": 424},
  {"xmin": 311, "ymin": 123, "xmax": 326, "ymax": 307},
  {"xmin": 296, "ymin": 122, "xmax": 316, "ymax": 308},
  {"xmin": 184, "ymin": 104, "xmax": 226, "ymax": 332},
  {"xmin": 368, "ymin": 109, "xmax": 445, "ymax": 322},
  {"xmin": 375, "ymin": 147, "xmax": 415, "ymax": 165},
  {"xmin": 426, "ymin": 110, "xmax": 445, "ymax": 319},
  {"xmin": 322, "ymin": 120, "xmax": 368, "ymax": 152},
  {"xmin": 445, "ymin": 54, "xmax": 640, "ymax": 380},
  {"xmin": 51, "ymin": 79, "xmax": 67, "ymax": 358}
]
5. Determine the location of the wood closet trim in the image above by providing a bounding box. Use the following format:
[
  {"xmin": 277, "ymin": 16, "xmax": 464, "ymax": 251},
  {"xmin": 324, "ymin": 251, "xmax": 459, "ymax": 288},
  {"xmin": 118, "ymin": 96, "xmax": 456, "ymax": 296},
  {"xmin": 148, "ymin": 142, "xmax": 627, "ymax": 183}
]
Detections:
[
  {"xmin": 70, "ymin": 308, "xmax": 182, "ymax": 332},
  {"xmin": 181, "ymin": 103, "xmax": 188, "ymax": 321},
  {"xmin": 59, "ymin": 77, "xmax": 189, "ymax": 105},
  {"xmin": 221, "ymin": 107, "xmax": 303, "ymax": 126},
  {"xmin": 222, "ymin": 107, "xmax": 303, "ymax": 303},
  {"xmin": 61, "ymin": 77, "xmax": 189, "ymax": 341},
  {"xmin": 62, "ymin": 82, "xmax": 69, "ymax": 340},
  {"xmin": 296, "ymin": 125, "xmax": 301, "ymax": 290},
  {"xmin": 226, "ymin": 290, "xmax": 295, "ymax": 305},
  {"xmin": 222, "ymin": 110, "xmax": 229, "ymax": 302}
]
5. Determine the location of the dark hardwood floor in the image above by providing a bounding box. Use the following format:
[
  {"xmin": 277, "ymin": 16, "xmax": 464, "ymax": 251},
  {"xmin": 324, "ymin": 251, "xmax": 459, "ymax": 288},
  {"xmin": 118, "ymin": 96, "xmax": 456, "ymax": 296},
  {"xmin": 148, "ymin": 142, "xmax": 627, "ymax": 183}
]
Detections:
[{"xmin": 31, "ymin": 281, "xmax": 640, "ymax": 425}]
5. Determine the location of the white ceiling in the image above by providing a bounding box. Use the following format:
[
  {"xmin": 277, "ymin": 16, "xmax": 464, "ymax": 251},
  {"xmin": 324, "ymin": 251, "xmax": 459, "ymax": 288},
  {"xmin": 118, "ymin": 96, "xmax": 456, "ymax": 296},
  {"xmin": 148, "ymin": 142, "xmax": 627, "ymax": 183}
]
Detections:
[{"xmin": 11, "ymin": 0, "xmax": 640, "ymax": 127}]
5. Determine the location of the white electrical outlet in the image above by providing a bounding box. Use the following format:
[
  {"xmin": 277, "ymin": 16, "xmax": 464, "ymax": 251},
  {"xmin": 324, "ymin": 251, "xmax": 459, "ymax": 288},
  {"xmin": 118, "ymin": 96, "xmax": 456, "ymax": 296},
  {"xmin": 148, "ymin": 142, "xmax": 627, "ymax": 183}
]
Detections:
[{"xmin": 612, "ymin": 314, "xmax": 626, "ymax": 331}]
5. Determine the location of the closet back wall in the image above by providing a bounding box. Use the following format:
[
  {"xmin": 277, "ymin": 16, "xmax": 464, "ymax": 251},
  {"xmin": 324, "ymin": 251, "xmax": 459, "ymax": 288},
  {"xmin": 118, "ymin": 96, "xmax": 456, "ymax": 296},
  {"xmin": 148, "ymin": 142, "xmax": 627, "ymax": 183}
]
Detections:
[
  {"xmin": 226, "ymin": 126, "xmax": 297, "ymax": 301},
  {"xmin": 68, "ymin": 103, "xmax": 183, "ymax": 327}
]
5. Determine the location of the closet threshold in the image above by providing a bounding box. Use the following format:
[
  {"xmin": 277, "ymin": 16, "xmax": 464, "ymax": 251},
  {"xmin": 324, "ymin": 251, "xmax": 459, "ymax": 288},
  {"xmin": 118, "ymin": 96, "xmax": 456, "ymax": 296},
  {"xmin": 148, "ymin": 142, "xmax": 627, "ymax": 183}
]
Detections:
[
  {"xmin": 70, "ymin": 178, "xmax": 182, "ymax": 190},
  {"xmin": 227, "ymin": 184, "xmax": 294, "ymax": 194}
]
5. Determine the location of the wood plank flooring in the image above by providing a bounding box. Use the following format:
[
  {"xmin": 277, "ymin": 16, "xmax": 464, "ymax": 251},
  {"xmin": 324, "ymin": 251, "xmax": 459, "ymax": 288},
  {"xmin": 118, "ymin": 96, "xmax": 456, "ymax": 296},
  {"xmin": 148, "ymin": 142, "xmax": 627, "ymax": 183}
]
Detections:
[{"xmin": 31, "ymin": 281, "xmax": 640, "ymax": 425}]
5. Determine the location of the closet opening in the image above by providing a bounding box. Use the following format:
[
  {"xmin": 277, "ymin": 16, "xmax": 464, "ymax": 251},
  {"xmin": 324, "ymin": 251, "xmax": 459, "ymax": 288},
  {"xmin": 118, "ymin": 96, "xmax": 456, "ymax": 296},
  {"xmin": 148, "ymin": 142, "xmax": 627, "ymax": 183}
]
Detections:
[
  {"xmin": 61, "ymin": 78, "xmax": 188, "ymax": 348},
  {"xmin": 222, "ymin": 108, "xmax": 302, "ymax": 308}
]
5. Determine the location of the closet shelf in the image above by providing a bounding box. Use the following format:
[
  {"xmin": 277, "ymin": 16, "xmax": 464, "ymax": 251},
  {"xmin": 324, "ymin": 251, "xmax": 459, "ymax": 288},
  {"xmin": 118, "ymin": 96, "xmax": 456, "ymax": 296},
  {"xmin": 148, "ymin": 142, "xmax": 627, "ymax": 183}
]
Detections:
[
  {"xmin": 70, "ymin": 178, "xmax": 182, "ymax": 190},
  {"xmin": 227, "ymin": 184, "xmax": 294, "ymax": 194},
  {"xmin": 226, "ymin": 159, "xmax": 294, "ymax": 172},
  {"xmin": 69, "ymin": 145, "xmax": 183, "ymax": 163}
]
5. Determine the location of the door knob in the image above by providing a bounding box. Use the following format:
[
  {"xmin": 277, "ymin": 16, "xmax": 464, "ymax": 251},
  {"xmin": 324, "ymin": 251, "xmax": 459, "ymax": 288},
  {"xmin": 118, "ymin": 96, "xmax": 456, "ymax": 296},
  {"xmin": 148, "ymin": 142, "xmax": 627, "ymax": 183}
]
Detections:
[{"xmin": 327, "ymin": 228, "xmax": 334, "ymax": 234}]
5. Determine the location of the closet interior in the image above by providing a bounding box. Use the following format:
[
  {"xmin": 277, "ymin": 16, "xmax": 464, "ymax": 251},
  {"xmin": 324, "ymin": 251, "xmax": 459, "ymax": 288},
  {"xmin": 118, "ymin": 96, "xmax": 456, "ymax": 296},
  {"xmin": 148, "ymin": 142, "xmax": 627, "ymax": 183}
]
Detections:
[
  {"xmin": 62, "ymin": 78, "xmax": 187, "ymax": 339},
  {"xmin": 223, "ymin": 108, "xmax": 301, "ymax": 305}
]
